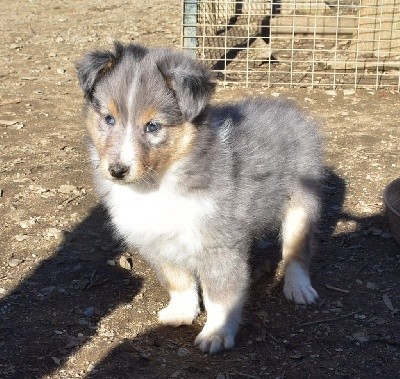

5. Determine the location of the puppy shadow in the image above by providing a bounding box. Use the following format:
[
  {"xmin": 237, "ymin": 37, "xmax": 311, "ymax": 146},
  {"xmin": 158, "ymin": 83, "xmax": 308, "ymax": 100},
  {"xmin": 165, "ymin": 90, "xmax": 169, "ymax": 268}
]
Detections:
[{"xmin": 0, "ymin": 205, "xmax": 143, "ymax": 378}]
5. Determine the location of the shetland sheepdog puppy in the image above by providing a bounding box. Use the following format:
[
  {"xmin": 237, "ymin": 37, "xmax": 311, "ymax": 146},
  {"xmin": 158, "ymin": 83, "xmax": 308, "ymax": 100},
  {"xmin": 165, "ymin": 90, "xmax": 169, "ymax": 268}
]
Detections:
[{"xmin": 76, "ymin": 42, "xmax": 323, "ymax": 354}]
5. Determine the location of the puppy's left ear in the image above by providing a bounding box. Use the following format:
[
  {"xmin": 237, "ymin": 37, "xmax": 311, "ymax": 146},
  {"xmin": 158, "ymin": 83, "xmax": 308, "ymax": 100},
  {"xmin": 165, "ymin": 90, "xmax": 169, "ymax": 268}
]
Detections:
[{"xmin": 157, "ymin": 52, "xmax": 215, "ymax": 121}]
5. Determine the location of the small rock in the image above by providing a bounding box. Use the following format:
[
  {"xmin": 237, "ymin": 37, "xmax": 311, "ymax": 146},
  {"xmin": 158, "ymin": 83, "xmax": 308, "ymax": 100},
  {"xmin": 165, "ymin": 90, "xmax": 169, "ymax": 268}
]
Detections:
[
  {"xmin": 15, "ymin": 234, "xmax": 29, "ymax": 242},
  {"xmin": 106, "ymin": 260, "xmax": 116, "ymax": 266},
  {"xmin": 78, "ymin": 319, "xmax": 89, "ymax": 325},
  {"xmin": 352, "ymin": 332, "xmax": 369, "ymax": 343},
  {"xmin": 19, "ymin": 221, "xmax": 30, "ymax": 229},
  {"xmin": 52, "ymin": 356, "xmax": 61, "ymax": 365},
  {"xmin": 366, "ymin": 282, "xmax": 379, "ymax": 290},
  {"xmin": 177, "ymin": 347, "xmax": 190, "ymax": 357},
  {"xmin": 119, "ymin": 256, "xmax": 133, "ymax": 271},
  {"xmin": 19, "ymin": 218, "xmax": 37, "ymax": 229},
  {"xmin": 41, "ymin": 286, "xmax": 56, "ymax": 296},
  {"xmin": 46, "ymin": 228, "xmax": 64, "ymax": 239},
  {"xmin": 86, "ymin": 362, "xmax": 96, "ymax": 373},
  {"xmin": 56, "ymin": 67, "xmax": 66, "ymax": 74},
  {"xmin": 0, "ymin": 119, "xmax": 19, "ymax": 126},
  {"xmin": 58, "ymin": 184, "xmax": 78, "ymax": 194},
  {"xmin": 343, "ymin": 89, "xmax": 355, "ymax": 96},
  {"xmin": 75, "ymin": 279, "xmax": 90, "ymax": 290},
  {"xmin": 325, "ymin": 90, "xmax": 337, "ymax": 96},
  {"xmin": 84, "ymin": 307, "xmax": 95, "ymax": 317},
  {"xmin": 0, "ymin": 287, "xmax": 7, "ymax": 299}
]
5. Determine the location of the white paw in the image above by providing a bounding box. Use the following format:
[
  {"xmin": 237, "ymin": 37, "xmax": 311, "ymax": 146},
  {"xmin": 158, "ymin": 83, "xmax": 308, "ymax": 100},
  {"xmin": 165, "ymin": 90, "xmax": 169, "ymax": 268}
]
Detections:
[
  {"xmin": 158, "ymin": 290, "xmax": 199, "ymax": 326},
  {"xmin": 194, "ymin": 300, "xmax": 240, "ymax": 354},
  {"xmin": 283, "ymin": 261, "xmax": 318, "ymax": 305},
  {"xmin": 194, "ymin": 327, "xmax": 235, "ymax": 354}
]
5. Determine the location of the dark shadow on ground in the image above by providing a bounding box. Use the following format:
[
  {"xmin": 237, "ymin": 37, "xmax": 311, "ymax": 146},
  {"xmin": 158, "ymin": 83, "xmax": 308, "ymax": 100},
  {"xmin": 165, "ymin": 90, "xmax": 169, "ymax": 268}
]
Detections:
[{"xmin": 0, "ymin": 205, "xmax": 143, "ymax": 378}]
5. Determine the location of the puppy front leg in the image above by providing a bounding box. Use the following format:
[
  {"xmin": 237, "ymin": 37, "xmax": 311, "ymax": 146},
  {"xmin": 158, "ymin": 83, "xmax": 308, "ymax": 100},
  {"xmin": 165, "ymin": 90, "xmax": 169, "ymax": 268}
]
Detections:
[
  {"xmin": 195, "ymin": 253, "xmax": 249, "ymax": 354},
  {"xmin": 154, "ymin": 263, "xmax": 199, "ymax": 326}
]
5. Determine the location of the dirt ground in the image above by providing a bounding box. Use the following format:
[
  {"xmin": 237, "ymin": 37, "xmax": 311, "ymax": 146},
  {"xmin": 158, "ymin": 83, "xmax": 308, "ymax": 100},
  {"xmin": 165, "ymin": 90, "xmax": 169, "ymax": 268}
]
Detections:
[{"xmin": 1, "ymin": 1, "xmax": 399, "ymax": 378}]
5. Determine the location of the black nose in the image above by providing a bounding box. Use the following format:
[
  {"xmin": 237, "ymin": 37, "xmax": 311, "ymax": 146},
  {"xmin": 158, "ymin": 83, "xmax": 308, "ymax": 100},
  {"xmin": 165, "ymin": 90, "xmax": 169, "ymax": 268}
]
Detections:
[{"xmin": 108, "ymin": 163, "xmax": 130, "ymax": 179}]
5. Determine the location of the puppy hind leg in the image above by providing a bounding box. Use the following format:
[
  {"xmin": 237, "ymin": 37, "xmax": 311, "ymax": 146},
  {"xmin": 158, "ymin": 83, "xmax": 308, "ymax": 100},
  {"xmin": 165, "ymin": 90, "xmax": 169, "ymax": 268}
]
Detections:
[
  {"xmin": 281, "ymin": 192, "xmax": 319, "ymax": 305},
  {"xmin": 155, "ymin": 263, "xmax": 199, "ymax": 326}
]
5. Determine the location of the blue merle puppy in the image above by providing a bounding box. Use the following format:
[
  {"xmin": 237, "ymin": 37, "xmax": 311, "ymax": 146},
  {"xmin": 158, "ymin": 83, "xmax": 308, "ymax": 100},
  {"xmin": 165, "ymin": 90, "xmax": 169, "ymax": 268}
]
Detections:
[{"xmin": 76, "ymin": 42, "xmax": 323, "ymax": 354}]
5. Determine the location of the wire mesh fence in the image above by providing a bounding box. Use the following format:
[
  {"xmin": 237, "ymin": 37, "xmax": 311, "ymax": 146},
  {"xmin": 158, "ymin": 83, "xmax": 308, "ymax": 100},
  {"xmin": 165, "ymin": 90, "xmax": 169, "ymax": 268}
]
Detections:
[{"xmin": 181, "ymin": 0, "xmax": 400, "ymax": 90}]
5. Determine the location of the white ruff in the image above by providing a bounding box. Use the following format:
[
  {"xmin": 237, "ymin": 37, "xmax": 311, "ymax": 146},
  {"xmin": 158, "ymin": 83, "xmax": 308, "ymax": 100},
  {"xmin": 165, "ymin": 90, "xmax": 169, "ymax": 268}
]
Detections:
[{"xmin": 98, "ymin": 165, "xmax": 215, "ymax": 267}]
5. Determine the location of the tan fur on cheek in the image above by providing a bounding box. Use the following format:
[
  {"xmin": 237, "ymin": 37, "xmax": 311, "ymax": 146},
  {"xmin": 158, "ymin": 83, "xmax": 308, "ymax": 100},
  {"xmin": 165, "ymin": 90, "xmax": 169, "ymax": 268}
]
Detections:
[
  {"xmin": 146, "ymin": 122, "xmax": 197, "ymax": 174},
  {"xmin": 167, "ymin": 122, "xmax": 197, "ymax": 166}
]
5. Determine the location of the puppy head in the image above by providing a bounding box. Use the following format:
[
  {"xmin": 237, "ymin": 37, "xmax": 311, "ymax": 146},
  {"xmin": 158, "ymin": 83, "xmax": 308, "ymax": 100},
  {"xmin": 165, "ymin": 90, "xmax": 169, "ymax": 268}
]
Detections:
[{"xmin": 76, "ymin": 42, "xmax": 215, "ymax": 185}]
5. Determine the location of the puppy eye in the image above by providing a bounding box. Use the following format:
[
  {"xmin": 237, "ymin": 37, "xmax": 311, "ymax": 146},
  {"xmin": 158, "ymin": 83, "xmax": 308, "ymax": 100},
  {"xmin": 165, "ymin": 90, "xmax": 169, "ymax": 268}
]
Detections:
[
  {"xmin": 105, "ymin": 115, "xmax": 115, "ymax": 126},
  {"xmin": 145, "ymin": 121, "xmax": 161, "ymax": 133}
]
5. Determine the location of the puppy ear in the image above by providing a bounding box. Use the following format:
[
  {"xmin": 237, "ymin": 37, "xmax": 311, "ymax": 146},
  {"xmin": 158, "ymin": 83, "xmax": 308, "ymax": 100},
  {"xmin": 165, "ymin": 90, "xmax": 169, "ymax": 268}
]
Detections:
[
  {"xmin": 76, "ymin": 42, "xmax": 124, "ymax": 102},
  {"xmin": 156, "ymin": 52, "xmax": 215, "ymax": 121}
]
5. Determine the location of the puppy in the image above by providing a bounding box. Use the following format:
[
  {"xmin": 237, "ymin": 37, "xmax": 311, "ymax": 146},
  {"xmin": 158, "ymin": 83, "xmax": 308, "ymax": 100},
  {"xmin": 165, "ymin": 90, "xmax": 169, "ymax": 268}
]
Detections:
[{"xmin": 76, "ymin": 42, "xmax": 323, "ymax": 354}]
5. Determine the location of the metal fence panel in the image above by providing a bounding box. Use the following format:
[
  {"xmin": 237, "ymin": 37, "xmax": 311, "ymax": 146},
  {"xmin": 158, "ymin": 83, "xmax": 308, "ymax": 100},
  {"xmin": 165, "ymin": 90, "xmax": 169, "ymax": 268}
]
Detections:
[{"xmin": 182, "ymin": 0, "xmax": 400, "ymax": 90}]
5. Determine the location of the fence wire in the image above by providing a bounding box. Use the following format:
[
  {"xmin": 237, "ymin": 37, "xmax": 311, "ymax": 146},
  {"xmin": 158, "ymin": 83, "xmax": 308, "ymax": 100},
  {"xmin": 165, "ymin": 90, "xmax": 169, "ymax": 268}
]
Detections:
[{"xmin": 182, "ymin": 0, "xmax": 400, "ymax": 90}]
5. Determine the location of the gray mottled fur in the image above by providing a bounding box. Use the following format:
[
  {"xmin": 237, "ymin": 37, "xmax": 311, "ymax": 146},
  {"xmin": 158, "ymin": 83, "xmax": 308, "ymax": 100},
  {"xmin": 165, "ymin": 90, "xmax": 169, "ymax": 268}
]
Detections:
[{"xmin": 76, "ymin": 42, "xmax": 323, "ymax": 354}]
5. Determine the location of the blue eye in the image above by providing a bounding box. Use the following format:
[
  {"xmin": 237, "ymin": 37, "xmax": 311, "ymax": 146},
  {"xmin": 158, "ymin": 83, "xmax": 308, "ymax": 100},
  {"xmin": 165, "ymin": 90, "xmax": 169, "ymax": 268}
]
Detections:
[
  {"xmin": 105, "ymin": 115, "xmax": 115, "ymax": 126},
  {"xmin": 145, "ymin": 121, "xmax": 160, "ymax": 133}
]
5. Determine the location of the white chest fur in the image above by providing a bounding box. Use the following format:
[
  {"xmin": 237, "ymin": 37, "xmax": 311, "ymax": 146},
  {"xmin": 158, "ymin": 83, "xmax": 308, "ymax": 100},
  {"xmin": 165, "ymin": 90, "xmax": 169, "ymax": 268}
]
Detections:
[{"xmin": 99, "ymin": 174, "xmax": 215, "ymax": 267}]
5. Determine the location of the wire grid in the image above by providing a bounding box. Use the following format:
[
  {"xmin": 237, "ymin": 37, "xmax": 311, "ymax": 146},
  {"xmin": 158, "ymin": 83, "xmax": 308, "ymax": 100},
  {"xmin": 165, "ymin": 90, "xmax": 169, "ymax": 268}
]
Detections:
[{"xmin": 182, "ymin": 0, "xmax": 400, "ymax": 90}]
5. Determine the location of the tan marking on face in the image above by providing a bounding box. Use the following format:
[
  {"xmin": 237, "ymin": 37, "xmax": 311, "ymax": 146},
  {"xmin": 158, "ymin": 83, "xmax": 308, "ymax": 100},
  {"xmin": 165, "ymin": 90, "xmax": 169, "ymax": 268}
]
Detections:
[
  {"xmin": 146, "ymin": 122, "xmax": 197, "ymax": 175},
  {"xmin": 85, "ymin": 105, "xmax": 128, "ymax": 181},
  {"xmin": 107, "ymin": 100, "xmax": 119, "ymax": 119},
  {"xmin": 139, "ymin": 108, "xmax": 158, "ymax": 125},
  {"xmin": 105, "ymin": 60, "xmax": 113, "ymax": 70}
]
